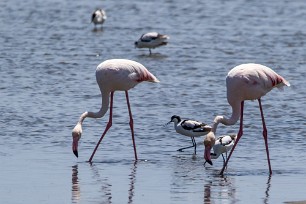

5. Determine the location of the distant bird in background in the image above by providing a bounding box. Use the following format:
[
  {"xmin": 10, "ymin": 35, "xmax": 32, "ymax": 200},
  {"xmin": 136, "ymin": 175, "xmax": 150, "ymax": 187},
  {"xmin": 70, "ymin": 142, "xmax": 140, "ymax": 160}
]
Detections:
[
  {"xmin": 167, "ymin": 115, "xmax": 211, "ymax": 154},
  {"xmin": 203, "ymin": 63, "xmax": 290, "ymax": 175},
  {"xmin": 205, "ymin": 134, "xmax": 237, "ymax": 166},
  {"xmin": 91, "ymin": 9, "xmax": 107, "ymax": 27},
  {"xmin": 72, "ymin": 59, "xmax": 159, "ymax": 162},
  {"xmin": 135, "ymin": 32, "xmax": 169, "ymax": 55}
]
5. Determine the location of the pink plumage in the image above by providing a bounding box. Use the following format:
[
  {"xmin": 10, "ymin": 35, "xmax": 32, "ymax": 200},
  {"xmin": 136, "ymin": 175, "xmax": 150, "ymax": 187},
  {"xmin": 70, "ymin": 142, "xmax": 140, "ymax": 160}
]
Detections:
[
  {"xmin": 204, "ymin": 63, "xmax": 290, "ymax": 175},
  {"xmin": 72, "ymin": 59, "xmax": 159, "ymax": 161},
  {"xmin": 96, "ymin": 59, "xmax": 159, "ymax": 92},
  {"xmin": 226, "ymin": 63, "xmax": 290, "ymax": 103}
]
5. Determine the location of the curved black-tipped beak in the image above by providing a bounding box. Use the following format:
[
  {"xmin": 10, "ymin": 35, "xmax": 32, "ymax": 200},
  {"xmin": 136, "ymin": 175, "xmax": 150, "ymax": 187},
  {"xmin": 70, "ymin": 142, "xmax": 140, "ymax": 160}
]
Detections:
[
  {"xmin": 73, "ymin": 150, "xmax": 78, "ymax": 158},
  {"xmin": 205, "ymin": 160, "xmax": 213, "ymax": 166}
]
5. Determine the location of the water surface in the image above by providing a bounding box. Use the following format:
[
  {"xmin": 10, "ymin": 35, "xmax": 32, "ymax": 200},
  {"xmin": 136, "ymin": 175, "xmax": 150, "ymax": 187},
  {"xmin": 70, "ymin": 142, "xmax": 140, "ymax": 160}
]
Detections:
[{"xmin": 1, "ymin": 0, "xmax": 306, "ymax": 203}]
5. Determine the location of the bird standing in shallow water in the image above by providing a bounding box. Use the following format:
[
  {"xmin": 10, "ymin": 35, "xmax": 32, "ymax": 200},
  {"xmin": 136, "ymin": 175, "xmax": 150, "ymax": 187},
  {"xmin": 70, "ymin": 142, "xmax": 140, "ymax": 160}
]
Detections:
[
  {"xmin": 91, "ymin": 9, "xmax": 107, "ymax": 28},
  {"xmin": 203, "ymin": 63, "xmax": 290, "ymax": 175},
  {"xmin": 207, "ymin": 134, "xmax": 237, "ymax": 165},
  {"xmin": 135, "ymin": 32, "xmax": 169, "ymax": 55},
  {"xmin": 72, "ymin": 59, "xmax": 159, "ymax": 162},
  {"xmin": 167, "ymin": 115, "xmax": 211, "ymax": 154}
]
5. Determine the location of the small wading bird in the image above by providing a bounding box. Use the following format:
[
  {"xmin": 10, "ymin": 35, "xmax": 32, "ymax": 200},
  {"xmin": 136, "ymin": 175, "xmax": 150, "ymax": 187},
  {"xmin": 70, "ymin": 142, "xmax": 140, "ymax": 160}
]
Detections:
[
  {"xmin": 167, "ymin": 115, "xmax": 212, "ymax": 154},
  {"xmin": 135, "ymin": 32, "xmax": 169, "ymax": 55},
  {"xmin": 72, "ymin": 59, "xmax": 159, "ymax": 162},
  {"xmin": 204, "ymin": 63, "xmax": 290, "ymax": 175},
  {"xmin": 91, "ymin": 9, "xmax": 107, "ymax": 27},
  {"xmin": 204, "ymin": 134, "xmax": 237, "ymax": 166}
]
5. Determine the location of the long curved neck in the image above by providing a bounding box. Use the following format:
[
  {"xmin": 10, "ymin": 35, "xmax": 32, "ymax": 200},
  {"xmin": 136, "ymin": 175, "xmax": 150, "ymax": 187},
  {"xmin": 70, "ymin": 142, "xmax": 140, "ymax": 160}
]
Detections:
[
  {"xmin": 77, "ymin": 91, "xmax": 110, "ymax": 124},
  {"xmin": 212, "ymin": 101, "xmax": 241, "ymax": 133}
]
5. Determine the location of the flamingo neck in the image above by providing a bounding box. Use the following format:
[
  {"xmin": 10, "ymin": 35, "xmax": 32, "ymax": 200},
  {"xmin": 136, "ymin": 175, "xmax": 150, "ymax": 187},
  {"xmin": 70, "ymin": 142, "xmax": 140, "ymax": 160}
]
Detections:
[
  {"xmin": 212, "ymin": 101, "xmax": 241, "ymax": 133},
  {"xmin": 77, "ymin": 91, "xmax": 110, "ymax": 124}
]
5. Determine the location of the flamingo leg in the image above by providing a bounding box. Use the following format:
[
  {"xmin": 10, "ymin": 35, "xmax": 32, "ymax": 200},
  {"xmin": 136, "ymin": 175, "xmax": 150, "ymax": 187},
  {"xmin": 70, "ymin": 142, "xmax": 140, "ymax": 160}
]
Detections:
[
  {"xmin": 220, "ymin": 101, "xmax": 244, "ymax": 175},
  {"xmin": 125, "ymin": 91, "xmax": 138, "ymax": 160},
  {"xmin": 258, "ymin": 98, "xmax": 272, "ymax": 175},
  {"xmin": 88, "ymin": 92, "xmax": 114, "ymax": 162}
]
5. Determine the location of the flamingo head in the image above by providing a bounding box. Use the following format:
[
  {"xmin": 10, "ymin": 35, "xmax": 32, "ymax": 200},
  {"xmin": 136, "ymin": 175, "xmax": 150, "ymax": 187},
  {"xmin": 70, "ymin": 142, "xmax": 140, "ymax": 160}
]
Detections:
[
  {"xmin": 204, "ymin": 132, "xmax": 216, "ymax": 166},
  {"xmin": 72, "ymin": 123, "xmax": 82, "ymax": 158}
]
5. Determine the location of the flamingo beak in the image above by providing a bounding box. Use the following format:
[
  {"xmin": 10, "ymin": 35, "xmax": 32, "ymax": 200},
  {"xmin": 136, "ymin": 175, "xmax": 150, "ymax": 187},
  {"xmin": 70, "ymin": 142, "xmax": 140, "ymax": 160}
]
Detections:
[
  {"xmin": 72, "ymin": 137, "xmax": 79, "ymax": 158},
  {"xmin": 204, "ymin": 146, "xmax": 213, "ymax": 166}
]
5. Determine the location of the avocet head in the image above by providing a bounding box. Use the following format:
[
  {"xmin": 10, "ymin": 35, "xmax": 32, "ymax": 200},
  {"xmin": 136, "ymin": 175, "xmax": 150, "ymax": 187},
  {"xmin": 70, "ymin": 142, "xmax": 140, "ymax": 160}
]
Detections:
[
  {"xmin": 170, "ymin": 115, "xmax": 181, "ymax": 123},
  {"xmin": 165, "ymin": 115, "xmax": 181, "ymax": 126}
]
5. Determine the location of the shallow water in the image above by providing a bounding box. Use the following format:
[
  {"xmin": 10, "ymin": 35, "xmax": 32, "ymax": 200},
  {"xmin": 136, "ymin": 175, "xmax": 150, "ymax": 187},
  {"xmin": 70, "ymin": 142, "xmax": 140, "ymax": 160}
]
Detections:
[{"xmin": 1, "ymin": 0, "xmax": 306, "ymax": 203}]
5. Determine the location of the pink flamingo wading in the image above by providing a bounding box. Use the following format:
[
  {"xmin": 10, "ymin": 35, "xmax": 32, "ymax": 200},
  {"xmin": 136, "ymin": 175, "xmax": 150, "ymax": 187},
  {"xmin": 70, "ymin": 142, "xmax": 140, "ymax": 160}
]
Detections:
[
  {"xmin": 72, "ymin": 59, "xmax": 159, "ymax": 162},
  {"xmin": 204, "ymin": 63, "xmax": 290, "ymax": 175}
]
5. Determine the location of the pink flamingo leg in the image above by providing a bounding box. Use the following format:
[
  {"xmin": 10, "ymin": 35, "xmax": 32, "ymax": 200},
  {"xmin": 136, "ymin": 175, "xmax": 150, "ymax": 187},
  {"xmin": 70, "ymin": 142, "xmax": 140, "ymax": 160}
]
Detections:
[
  {"xmin": 220, "ymin": 101, "xmax": 244, "ymax": 175},
  {"xmin": 258, "ymin": 98, "xmax": 272, "ymax": 175},
  {"xmin": 88, "ymin": 92, "xmax": 114, "ymax": 162},
  {"xmin": 125, "ymin": 91, "xmax": 138, "ymax": 160}
]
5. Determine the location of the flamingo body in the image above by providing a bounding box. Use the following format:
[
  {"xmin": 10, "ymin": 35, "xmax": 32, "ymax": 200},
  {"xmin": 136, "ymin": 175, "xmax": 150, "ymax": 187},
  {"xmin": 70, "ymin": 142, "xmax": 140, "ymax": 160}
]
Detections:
[
  {"xmin": 168, "ymin": 115, "xmax": 211, "ymax": 154},
  {"xmin": 96, "ymin": 59, "xmax": 159, "ymax": 91},
  {"xmin": 226, "ymin": 63, "xmax": 290, "ymax": 103},
  {"xmin": 204, "ymin": 63, "xmax": 290, "ymax": 174},
  {"xmin": 91, "ymin": 9, "xmax": 107, "ymax": 26},
  {"xmin": 72, "ymin": 59, "xmax": 159, "ymax": 161},
  {"xmin": 135, "ymin": 32, "xmax": 169, "ymax": 54}
]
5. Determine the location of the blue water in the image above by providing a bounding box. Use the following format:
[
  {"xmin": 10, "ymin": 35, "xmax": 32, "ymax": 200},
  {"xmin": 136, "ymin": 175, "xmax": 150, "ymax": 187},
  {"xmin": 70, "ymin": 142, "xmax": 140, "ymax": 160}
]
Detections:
[{"xmin": 1, "ymin": 0, "xmax": 306, "ymax": 203}]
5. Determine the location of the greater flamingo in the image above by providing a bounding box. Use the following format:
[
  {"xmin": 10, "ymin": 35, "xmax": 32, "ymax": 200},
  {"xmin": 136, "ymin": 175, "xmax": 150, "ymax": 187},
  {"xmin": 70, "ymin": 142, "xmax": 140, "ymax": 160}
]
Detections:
[
  {"xmin": 167, "ymin": 115, "xmax": 211, "ymax": 154},
  {"xmin": 134, "ymin": 32, "xmax": 169, "ymax": 55},
  {"xmin": 72, "ymin": 59, "xmax": 159, "ymax": 162},
  {"xmin": 203, "ymin": 63, "xmax": 290, "ymax": 175},
  {"xmin": 91, "ymin": 9, "xmax": 107, "ymax": 27}
]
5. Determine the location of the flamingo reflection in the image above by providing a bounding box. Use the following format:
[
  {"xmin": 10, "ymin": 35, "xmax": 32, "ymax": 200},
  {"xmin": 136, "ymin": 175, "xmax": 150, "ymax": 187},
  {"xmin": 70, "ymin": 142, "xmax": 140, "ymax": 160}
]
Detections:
[
  {"xmin": 90, "ymin": 164, "xmax": 113, "ymax": 203},
  {"xmin": 203, "ymin": 172, "xmax": 237, "ymax": 203},
  {"xmin": 263, "ymin": 176, "xmax": 272, "ymax": 204},
  {"xmin": 89, "ymin": 161, "xmax": 138, "ymax": 204},
  {"xmin": 128, "ymin": 161, "xmax": 138, "ymax": 204},
  {"xmin": 71, "ymin": 165, "xmax": 80, "ymax": 204},
  {"xmin": 204, "ymin": 182, "xmax": 212, "ymax": 203}
]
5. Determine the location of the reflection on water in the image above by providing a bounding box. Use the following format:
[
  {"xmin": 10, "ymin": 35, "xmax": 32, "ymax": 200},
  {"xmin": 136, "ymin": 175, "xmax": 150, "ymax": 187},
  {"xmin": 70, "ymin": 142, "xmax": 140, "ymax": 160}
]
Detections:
[
  {"xmin": 128, "ymin": 161, "xmax": 138, "ymax": 204},
  {"xmin": 71, "ymin": 165, "xmax": 80, "ymax": 204},
  {"xmin": 210, "ymin": 174, "xmax": 237, "ymax": 203},
  {"xmin": 171, "ymin": 156, "xmax": 238, "ymax": 203},
  {"xmin": 70, "ymin": 161, "xmax": 138, "ymax": 204},
  {"xmin": 263, "ymin": 176, "xmax": 272, "ymax": 204},
  {"xmin": 92, "ymin": 27, "xmax": 104, "ymax": 33},
  {"xmin": 1, "ymin": 0, "xmax": 306, "ymax": 202},
  {"xmin": 204, "ymin": 181, "xmax": 212, "ymax": 203},
  {"xmin": 90, "ymin": 163, "xmax": 113, "ymax": 204}
]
